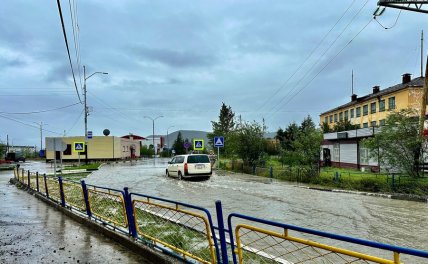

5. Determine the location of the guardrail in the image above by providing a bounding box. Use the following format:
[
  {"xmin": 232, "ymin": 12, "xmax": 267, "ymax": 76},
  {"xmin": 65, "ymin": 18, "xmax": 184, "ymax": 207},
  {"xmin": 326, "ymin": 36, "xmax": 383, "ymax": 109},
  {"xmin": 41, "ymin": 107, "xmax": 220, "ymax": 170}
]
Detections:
[{"xmin": 13, "ymin": 168, "xmax": 428, "ymax": 264}]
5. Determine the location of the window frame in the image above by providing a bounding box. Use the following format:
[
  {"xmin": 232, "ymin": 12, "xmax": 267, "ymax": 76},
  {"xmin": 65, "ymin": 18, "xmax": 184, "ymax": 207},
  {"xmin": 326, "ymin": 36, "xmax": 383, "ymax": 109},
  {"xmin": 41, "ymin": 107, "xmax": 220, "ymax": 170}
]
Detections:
[
  {"xmin": 370, "ymin": 102, "xmax": 376, "ymax": 114},
  {"xmin": 363, "ymin": 105, "xmax": 368, "ymax": 116},
  {"xmin": 356, "ymin": 107, "xmax": 361, "ymax": 117}
]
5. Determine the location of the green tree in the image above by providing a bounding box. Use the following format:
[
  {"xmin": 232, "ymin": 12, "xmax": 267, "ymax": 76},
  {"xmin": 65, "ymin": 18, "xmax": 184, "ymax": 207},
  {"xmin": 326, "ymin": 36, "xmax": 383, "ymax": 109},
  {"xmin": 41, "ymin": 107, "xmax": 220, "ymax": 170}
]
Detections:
[
  {"xmin": 363, "ymin": 109, "xmax": 422, "ymax": 178},
  {"xmin": 140, "ymin": 145, "xmax": 154, "ymax": 157},
  {"xmin": 0, "ymin": 143, "xmax": 5, "ymax": 158},
  {"xmin": 172, "ymin": 132, "xmax": 186, "ymax": 155},
  {"xmin": 333, "ymin": 119, "xmax": 359, "ymax": 132},
  {"xmin": 230, "ymin": 121, "xmax": 265, "ymax": 165},
  {"xmin": 293, "ymin": 116, "xmax": 323, "ymax": 173},
  {"xmin": 276, "ymin": 122, "xmax": 299, "ymax": 151},
  {"xmin": 321, "ymin": 122, "xmax": 331, "ymax": 133},
  {"xmin": 208, "ymin": 103, "xmax": 235, "ymax": 155}
]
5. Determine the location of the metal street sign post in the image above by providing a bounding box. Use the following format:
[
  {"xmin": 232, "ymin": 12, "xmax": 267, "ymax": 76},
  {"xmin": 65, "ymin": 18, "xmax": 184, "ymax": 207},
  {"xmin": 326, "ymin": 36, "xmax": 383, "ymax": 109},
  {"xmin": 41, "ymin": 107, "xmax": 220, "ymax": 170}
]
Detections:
[
  {"xmin": 73, "ymin": 142, "xmax": 85, "ymax": 166},
  {"xmin": 214, "ymin": 136, "xmax": 224, "ymax": 169}
]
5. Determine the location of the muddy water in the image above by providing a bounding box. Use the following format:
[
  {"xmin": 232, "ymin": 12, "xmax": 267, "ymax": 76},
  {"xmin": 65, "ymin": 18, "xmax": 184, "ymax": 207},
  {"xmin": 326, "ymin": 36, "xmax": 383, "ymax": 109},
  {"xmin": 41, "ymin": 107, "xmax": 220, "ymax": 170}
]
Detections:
[{"xmin": 22, "ymin": 159, "xmax": 428, "ymax": 261}]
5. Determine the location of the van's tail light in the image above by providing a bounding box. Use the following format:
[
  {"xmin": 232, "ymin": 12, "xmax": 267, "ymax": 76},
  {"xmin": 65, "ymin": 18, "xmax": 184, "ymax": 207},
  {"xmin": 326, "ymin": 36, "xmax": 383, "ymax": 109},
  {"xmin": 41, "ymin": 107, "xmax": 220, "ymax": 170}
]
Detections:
[{"xmin": 184, "ymin": 163, "xmax": 188, "ymax": 174}]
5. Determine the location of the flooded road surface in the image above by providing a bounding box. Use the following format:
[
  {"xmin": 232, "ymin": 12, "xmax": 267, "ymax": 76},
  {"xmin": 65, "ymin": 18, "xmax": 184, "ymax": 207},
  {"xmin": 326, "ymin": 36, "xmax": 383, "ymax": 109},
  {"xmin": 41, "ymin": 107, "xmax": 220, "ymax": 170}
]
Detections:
[
  {"xmin": 0, "ymin": 164, "xmax": 154, "ymax": 264},
  {"xmin": 20, "ymin": 159, "xmax": 428, "ymax": 261}
]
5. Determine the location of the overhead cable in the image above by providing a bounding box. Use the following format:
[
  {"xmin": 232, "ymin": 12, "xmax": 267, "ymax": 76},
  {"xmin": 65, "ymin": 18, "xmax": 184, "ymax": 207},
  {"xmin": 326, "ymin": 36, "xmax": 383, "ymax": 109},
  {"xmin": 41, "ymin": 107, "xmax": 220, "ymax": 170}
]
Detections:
[
  {"xmin": 0, "ymin": 102, "xmax": 80, "ymax": 115},
  {"xmin": 56, "ymin": 0, "xmax": 82, "ymax": 104}
]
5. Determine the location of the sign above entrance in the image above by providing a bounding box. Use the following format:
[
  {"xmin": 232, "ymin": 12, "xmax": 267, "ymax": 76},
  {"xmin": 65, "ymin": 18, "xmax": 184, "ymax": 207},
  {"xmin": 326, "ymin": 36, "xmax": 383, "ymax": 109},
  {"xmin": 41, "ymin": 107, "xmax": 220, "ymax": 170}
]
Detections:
[{"xmin": 73, "ymin": 142, "xmax": 85, "ymax": 152}]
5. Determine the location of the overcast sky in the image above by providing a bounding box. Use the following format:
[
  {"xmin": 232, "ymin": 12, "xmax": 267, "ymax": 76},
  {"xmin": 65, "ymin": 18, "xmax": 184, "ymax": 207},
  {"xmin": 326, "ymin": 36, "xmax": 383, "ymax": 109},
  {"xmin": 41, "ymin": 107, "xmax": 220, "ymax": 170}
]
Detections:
[{"xmin": 0, "ymin": 0, "xmax": 427, "ymax": 147}]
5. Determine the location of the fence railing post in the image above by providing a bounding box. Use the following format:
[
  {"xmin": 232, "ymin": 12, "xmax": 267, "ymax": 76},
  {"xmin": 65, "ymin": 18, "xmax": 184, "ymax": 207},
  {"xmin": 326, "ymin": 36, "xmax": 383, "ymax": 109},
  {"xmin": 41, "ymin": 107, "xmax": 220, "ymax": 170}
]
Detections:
[
  {"xmin": 27, "ymin": 170, "xmax": 31, "ymax": 188},
  {"xmin": 58, "ymin": 177, "xmax": 66, "ymax": 207},
  {"xmin": 215, "ymin": 200, "xmax": 229, "ymax": 264},
  {"xmin": 44, "ymin": 174, "xmax": 49, "ymax": 198},
  {"xmin": 21, "ymin": 169, "xmax": 25, "ymax": 183},
  {"xmin": 123, "ymin": 187, "xmax": 137, "ymax": 238},
  {"xmin": 36, "ymin": 172, "xmax": 39, "ymax": 192},
  {"xmin": 81, "ymin": 180, "xmax": 92, "ymax": 217}
]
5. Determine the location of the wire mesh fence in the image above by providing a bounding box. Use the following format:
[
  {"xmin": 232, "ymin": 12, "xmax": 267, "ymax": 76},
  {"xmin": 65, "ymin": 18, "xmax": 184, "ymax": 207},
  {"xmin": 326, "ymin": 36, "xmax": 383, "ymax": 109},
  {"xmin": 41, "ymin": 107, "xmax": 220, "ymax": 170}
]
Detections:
[
  {"xmin": 62, "ymin": 180, "xmax": 86, "ymax": 212},
  {"xmin": 38, "ymin": 174, "xmax": 47, "ymax": 196},
  {"xmin": 234, "ymin": 224, "xmax": 399, "ymax": 264},
  {"xmin": 87, "ymin": 186, "xmax": 128, "ymax": 228},
  {"xmin": 132, "ymin": 198, "xmax": 217, "ymax": 264},
  {"xmin": 45, "ymin": 177, "xmax": 61, "ymax": 202}
]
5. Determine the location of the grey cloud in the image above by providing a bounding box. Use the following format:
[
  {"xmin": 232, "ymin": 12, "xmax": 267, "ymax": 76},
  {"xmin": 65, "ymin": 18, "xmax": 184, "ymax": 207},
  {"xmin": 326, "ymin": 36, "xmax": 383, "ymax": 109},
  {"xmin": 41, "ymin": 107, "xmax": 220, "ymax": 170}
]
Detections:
[{"xmin": 131, "ymin": 46, "xmax": 217, "ymax": 68}]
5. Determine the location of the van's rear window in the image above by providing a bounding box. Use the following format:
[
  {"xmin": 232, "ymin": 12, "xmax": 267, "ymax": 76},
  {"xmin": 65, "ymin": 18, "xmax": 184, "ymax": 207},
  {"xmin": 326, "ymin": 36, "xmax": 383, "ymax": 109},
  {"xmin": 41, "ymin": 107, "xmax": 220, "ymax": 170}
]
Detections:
[{"xmin": 187, "ymin": 155, "xmax": 210, "ymax": 163}]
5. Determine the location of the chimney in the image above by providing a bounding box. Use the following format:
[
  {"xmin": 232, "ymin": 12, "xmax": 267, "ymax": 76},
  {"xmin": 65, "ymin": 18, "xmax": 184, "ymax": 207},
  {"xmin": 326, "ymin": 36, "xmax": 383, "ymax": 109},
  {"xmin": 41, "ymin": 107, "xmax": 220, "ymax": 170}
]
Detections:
[
  {"xmin": 402, "ymin": 73, "xmax": 412, "ymax": 84},
  {"xmin": 351, "ymin": 94, "xmax": 357, "ymax": 101},
  {"xmin": 372, "ymin": 85, "xmax": 380, "ymax": 94}
]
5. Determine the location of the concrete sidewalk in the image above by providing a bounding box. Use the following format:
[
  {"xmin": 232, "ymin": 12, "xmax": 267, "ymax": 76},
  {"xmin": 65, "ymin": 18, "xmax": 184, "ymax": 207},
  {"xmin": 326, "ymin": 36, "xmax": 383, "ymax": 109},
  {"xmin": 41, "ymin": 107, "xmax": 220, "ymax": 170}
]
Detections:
[{"xmin": 0, "ymin": 170, "xmax": 153, "ymax": 264}]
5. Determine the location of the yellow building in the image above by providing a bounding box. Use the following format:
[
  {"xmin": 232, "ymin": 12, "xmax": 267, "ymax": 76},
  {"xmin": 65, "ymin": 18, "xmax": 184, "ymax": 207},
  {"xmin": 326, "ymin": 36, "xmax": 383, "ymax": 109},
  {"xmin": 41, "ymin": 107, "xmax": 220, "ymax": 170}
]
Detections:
[
  {"xmin": 45, "ymin": 135, "xmax": 142, "ymax": 161},
  {"xmin": 320, "ymin": 74, "xmax": 424, "ymax": 129}
]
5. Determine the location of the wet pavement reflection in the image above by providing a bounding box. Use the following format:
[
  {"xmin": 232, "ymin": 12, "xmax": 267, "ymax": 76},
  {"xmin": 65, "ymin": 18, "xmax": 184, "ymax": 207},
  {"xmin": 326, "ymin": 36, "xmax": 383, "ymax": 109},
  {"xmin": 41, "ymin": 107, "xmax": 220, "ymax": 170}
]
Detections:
[{"xmin": 0, "ymin": 166, "xmax": 153, "ymax": 264}]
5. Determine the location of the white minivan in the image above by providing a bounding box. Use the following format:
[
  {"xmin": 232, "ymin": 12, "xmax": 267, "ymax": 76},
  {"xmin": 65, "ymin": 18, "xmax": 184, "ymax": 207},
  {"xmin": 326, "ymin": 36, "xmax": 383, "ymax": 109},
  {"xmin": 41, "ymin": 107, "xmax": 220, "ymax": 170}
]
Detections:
[{"xmin": 166, "ymin": 154, "xmax": 212, "ymax": 180}]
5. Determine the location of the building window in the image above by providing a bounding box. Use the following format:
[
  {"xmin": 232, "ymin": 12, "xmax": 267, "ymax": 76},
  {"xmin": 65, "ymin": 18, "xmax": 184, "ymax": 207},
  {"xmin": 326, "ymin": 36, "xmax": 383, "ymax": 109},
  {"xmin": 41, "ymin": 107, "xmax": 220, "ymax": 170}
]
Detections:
[
  {"xmin": 379, "ymin": 99, "xmax": 385, "ymax": 112},
  {"xmin": 356, "ymin": 107, "xmax": 361, "ymax": 117},
  {"xmin": 339, "ymin": 112, "xmax": 343, "ymax": 121},
  {"xmin": 370, "ymin": 102, "xmax": 376, "ymax": 114},
  {"xmin": 123, "ymin": 146, "xmax": 126, "ymax": 152},
  {"xmin": 371, "ymin": 121, "xmax": 377, "ymax": 127},
  {"xmin": 388, "ymin": 97, "xmax": 396, "ymax": 110},
  {"xmin": 329, "ymin": 115, "xmax": 333, "ymax": 123},
  {"xmin": 360, "ymin": 146, "xmax": 369, "ymax": 165},
  {"xmin": 350, "ymin": 109, "xmax": 354, "ymax": 118},
  {"xmin": 363, "ymin": 122, "xmax": 368, "ymax": 128},
  {"xmin": 344, "ymin": 110, "xmax": 349, "ymax": 120},
  {"xmin": 380, "ymin": 119, "xmax": 385, "ymax": 126},
  {"xmin": 363, "ymin": 105, "xmax": 368, "ymax": 116},
  {"xmin": 324, "ymin": 116, "xmax": 328, "ymax": 124},
  {"xmin": 333, "ymin": 143, "xmax": 340, "ymax": 161},
  {"xmin": 334, "ymin": 113, "xmax": 338, "ymax": 122}
]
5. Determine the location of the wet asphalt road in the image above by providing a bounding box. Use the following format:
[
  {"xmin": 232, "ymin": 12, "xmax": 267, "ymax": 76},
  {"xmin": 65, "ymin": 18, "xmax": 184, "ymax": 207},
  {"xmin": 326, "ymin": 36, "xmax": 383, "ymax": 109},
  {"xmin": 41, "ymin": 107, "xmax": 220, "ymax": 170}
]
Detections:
[{"xmin": 0, "ymin": 169, "xmax": 153, "ymax": 264}]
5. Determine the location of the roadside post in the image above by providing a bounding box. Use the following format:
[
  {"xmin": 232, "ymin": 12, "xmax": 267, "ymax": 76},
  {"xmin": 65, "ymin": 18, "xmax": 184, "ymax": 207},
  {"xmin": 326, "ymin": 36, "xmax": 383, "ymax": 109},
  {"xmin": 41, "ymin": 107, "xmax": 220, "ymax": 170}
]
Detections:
[
  {"xmin": 215, "ymin": 200, "xmax": 229, "ymax": 264},
  {"xmin": 214, "ymin": 136, "xmax": 224, "ymax": 169}
]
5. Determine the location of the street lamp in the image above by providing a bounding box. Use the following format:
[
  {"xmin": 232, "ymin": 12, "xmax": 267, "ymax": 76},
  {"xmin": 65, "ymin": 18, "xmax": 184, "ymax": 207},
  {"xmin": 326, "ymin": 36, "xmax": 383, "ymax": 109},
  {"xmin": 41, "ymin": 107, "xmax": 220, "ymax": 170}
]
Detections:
[
  {"xmin": 167, "ymin": 125, "xmax": 175, "ymax": 157},
  {"xmin": 144, "ymin": 115, "xmax": 163, "ymax": 157},
  {"xmin": 83, "ymin": 65, "xmax": 108, "ymax": 164}
]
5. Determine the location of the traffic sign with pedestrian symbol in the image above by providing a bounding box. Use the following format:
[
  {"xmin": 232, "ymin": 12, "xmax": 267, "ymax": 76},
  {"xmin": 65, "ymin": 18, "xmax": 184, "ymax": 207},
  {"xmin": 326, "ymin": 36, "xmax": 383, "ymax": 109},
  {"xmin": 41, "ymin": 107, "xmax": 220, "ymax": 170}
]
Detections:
[
  {"xmin": 73, "ymin": 142, "xmax": 85, "ymax": 152},
  {"xmin": 193, "ymin": 139, "xmax": 204, "ymax": 150},
  {"xmin": 214, "ymin": 136, "xmax": 224, "ymax": 147}
]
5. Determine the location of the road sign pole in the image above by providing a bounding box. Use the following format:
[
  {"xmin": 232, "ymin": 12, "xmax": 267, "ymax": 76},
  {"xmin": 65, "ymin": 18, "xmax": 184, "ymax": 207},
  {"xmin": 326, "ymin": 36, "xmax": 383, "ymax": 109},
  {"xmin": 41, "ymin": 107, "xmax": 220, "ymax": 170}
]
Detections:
[{"xmin": 217, "ymin": 147, "xmax": 220, "ymax": 169}]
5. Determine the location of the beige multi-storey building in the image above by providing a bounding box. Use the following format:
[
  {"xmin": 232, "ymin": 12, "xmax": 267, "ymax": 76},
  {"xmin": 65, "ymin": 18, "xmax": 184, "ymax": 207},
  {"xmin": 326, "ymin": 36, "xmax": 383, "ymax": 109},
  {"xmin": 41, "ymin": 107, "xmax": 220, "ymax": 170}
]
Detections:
[{"xmin": 320, "ymin": 73, "xmax": 424, "ymax": 129}]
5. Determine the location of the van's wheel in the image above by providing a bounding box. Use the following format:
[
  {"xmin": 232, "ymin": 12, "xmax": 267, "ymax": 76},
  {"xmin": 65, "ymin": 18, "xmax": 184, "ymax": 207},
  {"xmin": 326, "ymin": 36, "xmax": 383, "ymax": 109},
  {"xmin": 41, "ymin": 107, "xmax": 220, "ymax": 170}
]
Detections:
[{"xmin": 178, "ymin": 171, "xmax": 183, "ymax": 180}]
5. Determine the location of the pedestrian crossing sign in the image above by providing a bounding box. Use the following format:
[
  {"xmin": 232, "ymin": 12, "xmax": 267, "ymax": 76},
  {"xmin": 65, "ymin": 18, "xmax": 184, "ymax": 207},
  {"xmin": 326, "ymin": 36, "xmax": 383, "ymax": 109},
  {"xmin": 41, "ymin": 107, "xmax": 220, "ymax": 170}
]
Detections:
[
  {"xmin": 193, "ymin": 139, "xmax": 204, "ymax": 151},
  {"xmin": 73, "ymin": 142, "xmax": 85, "ymax": 152}
]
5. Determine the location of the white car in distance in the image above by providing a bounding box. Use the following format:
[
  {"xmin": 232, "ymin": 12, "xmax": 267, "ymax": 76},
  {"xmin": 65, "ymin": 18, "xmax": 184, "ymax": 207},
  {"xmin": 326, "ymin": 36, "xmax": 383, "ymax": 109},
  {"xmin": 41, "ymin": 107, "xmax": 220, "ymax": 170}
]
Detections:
[{"xmin": 166, "ymin": 154, "xmax": 212, "ymax": 180}]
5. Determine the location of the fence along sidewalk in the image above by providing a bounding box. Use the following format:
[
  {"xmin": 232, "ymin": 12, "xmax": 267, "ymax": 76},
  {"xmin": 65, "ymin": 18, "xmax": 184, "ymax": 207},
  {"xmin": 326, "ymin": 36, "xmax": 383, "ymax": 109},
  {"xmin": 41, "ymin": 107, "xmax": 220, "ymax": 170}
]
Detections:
[{"xmin": 13, "ymin": 168, "xmax": 428, "ymax": 264}]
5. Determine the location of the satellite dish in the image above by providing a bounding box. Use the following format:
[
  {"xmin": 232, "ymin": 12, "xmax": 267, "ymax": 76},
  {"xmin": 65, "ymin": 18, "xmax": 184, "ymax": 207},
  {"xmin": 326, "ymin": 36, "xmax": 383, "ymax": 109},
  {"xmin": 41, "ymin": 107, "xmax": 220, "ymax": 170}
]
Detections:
[{"xmin": 103, "ymin": 129, "xmax": 110, "ymax": 136}]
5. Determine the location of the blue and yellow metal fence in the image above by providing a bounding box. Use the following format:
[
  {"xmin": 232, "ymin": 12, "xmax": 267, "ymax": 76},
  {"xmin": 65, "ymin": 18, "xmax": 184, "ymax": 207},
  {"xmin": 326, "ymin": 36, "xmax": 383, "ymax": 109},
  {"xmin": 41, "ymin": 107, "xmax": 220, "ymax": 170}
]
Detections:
[{"xmin": 13, "ymin": 168, "xmax": 428, "ymax": 264}]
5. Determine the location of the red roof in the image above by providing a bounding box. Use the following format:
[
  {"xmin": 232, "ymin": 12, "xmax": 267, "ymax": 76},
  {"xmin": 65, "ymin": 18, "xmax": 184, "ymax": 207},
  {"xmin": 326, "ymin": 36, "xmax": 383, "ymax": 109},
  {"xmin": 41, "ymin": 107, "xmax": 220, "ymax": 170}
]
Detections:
[{"xmin": 121, "ymin": 134, "xmax": 145, "ymax": 140}]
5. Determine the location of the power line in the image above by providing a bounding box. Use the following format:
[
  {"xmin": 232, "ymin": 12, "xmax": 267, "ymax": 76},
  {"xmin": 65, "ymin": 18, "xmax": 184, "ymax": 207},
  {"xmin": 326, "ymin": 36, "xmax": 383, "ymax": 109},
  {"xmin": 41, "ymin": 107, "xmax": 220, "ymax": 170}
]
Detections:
[
  {"xmin": 266, "ymin": 18, "xmax": 374, "ymax": 122},
  {"xmin": 265, "ymin": 0, "xmax": 370, "ymax": 118},
  {"xmin": 0, "ymin": 114, "xmax": 62, "ymax": 135},
  {"xmin": 67, "ymin": 108, "xmax": 84, "ymax": 133},
  {"xmin": 56, "ymin": 0, "xmax": 82, "ymax": 104},
  {"xmin": 257, "ymin": 0, "xmax": 357, "ymax": 112},
  {"xmin": 68, "ymin": 0, "xmax": 83, "ymax": 90},
  {"xmin": 373, "ymin": 10, "xmax": 402, "ymax": 29},
  {"xmin": 0, "ymin": 102, "xmax": 80, "ymax": 115}
]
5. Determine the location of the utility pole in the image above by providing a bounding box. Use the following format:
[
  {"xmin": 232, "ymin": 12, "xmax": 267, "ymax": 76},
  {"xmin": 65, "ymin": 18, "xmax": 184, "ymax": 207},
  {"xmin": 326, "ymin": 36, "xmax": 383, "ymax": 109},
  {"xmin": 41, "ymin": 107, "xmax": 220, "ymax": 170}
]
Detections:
[
  {"xmin": 33, "ymin": 122, "xmax": 44, "ymax": 151},
  {"xmin": 144, "ymin": 115, "xmax": 163, "ymax": 161},
  {"xmin": 422, "ymin": 30, "xmax": 424, "ymax": 77},
  {"xmin": 167, "ymin": 125, "xmax": 175, "ymax": 157},
  {"xmin": 83, "ymin": 65, "xmax": 108, "ymax": 164},
  {"xmin": 419, "ymin": 55, "xmax": 428, "ymax": 139}
]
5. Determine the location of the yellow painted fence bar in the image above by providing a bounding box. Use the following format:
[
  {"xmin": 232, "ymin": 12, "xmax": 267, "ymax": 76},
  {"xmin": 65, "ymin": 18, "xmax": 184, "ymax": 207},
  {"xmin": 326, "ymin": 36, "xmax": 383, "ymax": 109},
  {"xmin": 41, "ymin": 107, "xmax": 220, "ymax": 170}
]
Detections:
[
  {"xmin": 235, "ymin": 224, "xmax": 400, "ymax": 264},
  {"xmin": 132, "ymin": 199, "xmax": 216, "ymax": 264}
]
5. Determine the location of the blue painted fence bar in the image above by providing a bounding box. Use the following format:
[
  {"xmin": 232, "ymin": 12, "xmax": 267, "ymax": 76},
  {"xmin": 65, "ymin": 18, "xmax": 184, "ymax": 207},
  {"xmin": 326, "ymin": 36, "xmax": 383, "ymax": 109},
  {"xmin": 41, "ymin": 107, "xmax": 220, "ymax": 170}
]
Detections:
[{"xmin": 12, "ymin": 168, "xmax": 428, "ymax": 264}]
